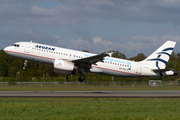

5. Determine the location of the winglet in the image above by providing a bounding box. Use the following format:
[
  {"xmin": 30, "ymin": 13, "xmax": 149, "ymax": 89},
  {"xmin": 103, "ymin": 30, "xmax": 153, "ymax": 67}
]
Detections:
[{"xmin": 108, "ymin": 52, "xmax": 113, "ymax": 57}]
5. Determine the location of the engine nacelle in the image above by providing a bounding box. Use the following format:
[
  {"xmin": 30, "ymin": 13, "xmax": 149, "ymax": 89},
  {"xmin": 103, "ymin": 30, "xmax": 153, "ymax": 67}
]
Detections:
[{"xmin": 54, "ymin": 59, "xmax": 75, "ymax": 74}]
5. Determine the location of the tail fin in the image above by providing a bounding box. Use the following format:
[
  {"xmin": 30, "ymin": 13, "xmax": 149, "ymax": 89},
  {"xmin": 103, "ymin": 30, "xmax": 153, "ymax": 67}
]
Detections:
[{"xmin": 141, "ymin": 41, "xmax": 176, "ymax": 69}]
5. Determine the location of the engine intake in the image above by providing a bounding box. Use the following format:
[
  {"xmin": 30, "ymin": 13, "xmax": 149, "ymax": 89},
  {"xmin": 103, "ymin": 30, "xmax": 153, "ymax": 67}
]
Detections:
[{"xmin": 54, "ymin": 59, "xmax": 76, "ymax": 74}]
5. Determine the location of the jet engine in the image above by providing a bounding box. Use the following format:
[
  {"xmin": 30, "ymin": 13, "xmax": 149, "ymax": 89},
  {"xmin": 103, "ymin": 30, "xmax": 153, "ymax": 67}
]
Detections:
[{"xmin": 53, "ymin": 59, "xmax": 76, "ymax": 74}]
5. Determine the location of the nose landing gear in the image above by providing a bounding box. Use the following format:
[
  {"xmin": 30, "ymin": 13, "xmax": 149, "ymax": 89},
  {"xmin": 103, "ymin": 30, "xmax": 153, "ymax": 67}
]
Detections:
[{"xmin": 23, "ymin": 60, "xmax": 28, "ymax": 70}]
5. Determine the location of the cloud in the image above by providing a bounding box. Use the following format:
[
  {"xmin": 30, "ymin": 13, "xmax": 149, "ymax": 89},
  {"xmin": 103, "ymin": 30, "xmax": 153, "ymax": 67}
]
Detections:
[
  {"xmin": 0, "ymin": 29, "xmax": 57, "ymax": 49},
  {"xmin": 1, "ymin": 28, "xmax": 180, "ymax": 58},
  {"xmin": 1, "ymin": 0, "xmax": 180, "ymax": 26},
  {"xmin": 56, "ymin": 37, "xmax": 94, "ymax": 51},
  {"xmin": 55, "ymin": 35, "xmax": 180, "ymax": 57},
  {"xmin": 118, "ymin": 35, "xmax": 180, "ymax": 57},
  {"xmin": 22, "ymin": 29, "xmax": 43, "ymax": 38},
  {"xmin": 73, "ymin": 28, "xmax": 89, "ymax": 35},
  {"xmin": 0, "ymin": 0, "xmax": 48, "ymax": 4}
]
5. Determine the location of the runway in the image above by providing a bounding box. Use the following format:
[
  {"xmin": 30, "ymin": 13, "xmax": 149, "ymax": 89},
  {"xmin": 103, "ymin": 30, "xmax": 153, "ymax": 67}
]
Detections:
[{"xmin": 0, "ymin": 91, "xmax": 180, "ymax": 98}]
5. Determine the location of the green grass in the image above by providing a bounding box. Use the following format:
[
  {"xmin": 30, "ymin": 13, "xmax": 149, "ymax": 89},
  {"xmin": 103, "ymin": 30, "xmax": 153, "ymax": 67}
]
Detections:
[
  {"xmin": 0, "ymin": 98, "xmax": 180, "ymax": 120},
  {"xmin": 0, "ymin": 84, "xmax": 180, "ymax": 91}
]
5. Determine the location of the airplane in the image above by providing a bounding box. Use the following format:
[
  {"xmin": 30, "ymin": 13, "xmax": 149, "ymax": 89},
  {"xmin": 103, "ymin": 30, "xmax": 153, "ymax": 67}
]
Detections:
[{"xmin": 4, "ymin": 40, "xmax": 177, "ymax": 82}]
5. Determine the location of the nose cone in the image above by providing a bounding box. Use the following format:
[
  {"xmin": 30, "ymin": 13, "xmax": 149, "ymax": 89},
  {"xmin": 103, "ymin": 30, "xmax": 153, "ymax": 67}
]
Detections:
[
  {"xmin": 4, "ymin": 47, "xmax": 7, "ymax": 52},
  {"xmin": 4, "ymin": 46, "xmax": 11, "ymax": 53}
]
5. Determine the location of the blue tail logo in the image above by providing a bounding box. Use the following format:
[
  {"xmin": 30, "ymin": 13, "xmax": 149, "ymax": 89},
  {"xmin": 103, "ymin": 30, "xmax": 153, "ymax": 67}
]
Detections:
[{"xmin": 146, "ymin": 47, "xmax": 173, "ymax": 69}]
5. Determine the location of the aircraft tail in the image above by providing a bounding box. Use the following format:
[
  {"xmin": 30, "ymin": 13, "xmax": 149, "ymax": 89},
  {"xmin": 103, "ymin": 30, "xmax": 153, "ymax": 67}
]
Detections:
[{"xmin": 141, "ymin": 41, "xmax": 176, "ymax": 69}]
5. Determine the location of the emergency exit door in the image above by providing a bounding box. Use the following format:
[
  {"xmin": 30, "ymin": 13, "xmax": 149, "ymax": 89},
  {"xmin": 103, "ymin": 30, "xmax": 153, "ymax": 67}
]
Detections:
[
  {"xmin": 136, "ymin": 64, "xmax": 142, "ymax": 74},
  {"xmin": 24, "ymin": 42, "xmax": 31, "ymax": 53}
]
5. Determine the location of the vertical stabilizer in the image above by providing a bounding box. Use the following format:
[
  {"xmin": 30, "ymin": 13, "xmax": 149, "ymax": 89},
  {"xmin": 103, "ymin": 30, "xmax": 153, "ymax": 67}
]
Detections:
[{"xmin": 141, "ymin": 41, "xmax": 176, "ymax": 69}]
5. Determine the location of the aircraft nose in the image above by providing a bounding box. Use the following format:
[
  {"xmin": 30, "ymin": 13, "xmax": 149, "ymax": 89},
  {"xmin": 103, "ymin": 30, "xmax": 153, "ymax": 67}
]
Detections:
[
  {"xmin": 4, "ymin": 47, "xmax": 8, "ymax": 51},
  {"xmin": 4, "ymin": 46, "xmax": 11, "ymax": 53}
]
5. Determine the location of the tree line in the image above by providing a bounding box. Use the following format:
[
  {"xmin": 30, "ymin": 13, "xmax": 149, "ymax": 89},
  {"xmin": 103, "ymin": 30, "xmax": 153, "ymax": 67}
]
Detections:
[{"xmin": 0, "ymin": 49, "xmax": 179, "ymax": 82}]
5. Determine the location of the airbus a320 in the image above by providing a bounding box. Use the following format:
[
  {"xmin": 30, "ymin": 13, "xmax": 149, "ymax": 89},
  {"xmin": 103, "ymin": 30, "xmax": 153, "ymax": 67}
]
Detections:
[{"xmin": 4, "ymin": 41, "xmax": 177, "ymax": 82}]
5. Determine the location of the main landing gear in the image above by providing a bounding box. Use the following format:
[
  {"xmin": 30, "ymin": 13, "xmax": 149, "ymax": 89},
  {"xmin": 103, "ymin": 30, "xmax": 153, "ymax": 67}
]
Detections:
[
  {"xmin": 77, "ymin": 66, "xmax": 86, "ymax": 82},
  {"xmin": 78, "ymin": 74, "xmax": 85, "ymax": 82}
]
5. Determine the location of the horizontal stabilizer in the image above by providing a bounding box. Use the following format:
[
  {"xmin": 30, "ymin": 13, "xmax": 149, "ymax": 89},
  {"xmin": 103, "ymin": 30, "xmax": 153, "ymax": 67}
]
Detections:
[
  {"xmin": 152, "ymin": 68, "xmax": 174, "ymax": 73},
  {"xmin": 152, "ymin": 68, "xmax": 176, "ymax": 76}
]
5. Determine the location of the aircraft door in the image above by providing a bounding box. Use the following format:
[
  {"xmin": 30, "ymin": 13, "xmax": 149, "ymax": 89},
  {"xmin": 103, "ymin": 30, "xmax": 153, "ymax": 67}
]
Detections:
[
  {"xmin": 24, "ymin": 42, "xmax": 31, "ymax": 53},
  {"xmin": 136, "ymin": 63, "xmax": 142, "ymax": 74}
]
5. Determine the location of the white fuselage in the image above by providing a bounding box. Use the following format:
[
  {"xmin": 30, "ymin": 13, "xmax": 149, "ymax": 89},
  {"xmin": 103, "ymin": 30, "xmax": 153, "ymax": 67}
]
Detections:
[{"xmin": 4, "ymin": 42, "xmax": 167, "ymax": 77}]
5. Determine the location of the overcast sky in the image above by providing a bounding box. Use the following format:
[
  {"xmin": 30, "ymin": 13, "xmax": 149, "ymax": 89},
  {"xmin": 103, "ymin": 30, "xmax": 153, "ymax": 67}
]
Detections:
[{"xmin": 1, "ymin": 0, "xmax": 180, "ymax": 58}]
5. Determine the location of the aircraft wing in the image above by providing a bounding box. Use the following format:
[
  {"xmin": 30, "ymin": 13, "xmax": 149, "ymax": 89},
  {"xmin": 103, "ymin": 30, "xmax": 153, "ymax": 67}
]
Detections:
[{"xmin": 72, "ymin": 53, "xmax": 108, "ymax": 65}]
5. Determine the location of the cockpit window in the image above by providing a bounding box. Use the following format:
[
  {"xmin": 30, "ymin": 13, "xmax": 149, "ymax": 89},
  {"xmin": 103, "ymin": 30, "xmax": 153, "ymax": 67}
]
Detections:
[{"xmin": 13, "ymin": 44, "xmax": 20, "ymax": 47}]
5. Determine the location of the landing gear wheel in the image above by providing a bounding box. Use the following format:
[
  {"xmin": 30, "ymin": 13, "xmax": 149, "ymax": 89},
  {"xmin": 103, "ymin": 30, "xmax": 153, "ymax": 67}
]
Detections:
[
  {"xmin": 23, "ymin": 60, "xmax": 28, "ymax": 70},
  {"xmin": 78, "ymin": 74, "xmax": 85, "ymax": 82}
]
